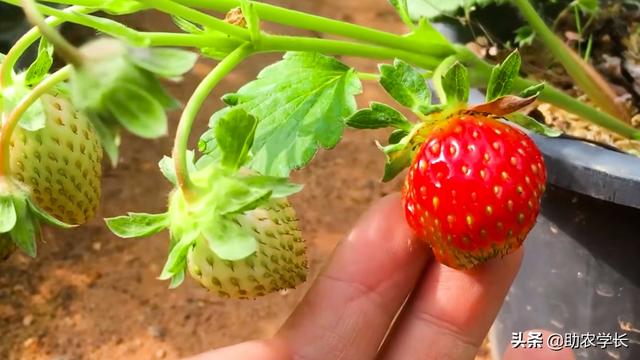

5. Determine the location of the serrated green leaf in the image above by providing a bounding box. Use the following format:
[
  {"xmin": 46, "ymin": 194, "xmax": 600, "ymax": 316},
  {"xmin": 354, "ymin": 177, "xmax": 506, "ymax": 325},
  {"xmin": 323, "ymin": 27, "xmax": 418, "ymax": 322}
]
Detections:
[
  {"xmin": 158, "ymin": 151, "xmax": 197, "ymax": 185},
  {"xmin": 379, "ymin": 59, "xmax": 431, "ymax": 113},
  {"xmin": 24, "ymin": 38, "xmax": 53, "ymax": 87},
  {"xmin": 506, "ymin": 113, "xmax": 563, "ymax": 137},
  {"xmin": 27, "ymin": 199, "xmax": 75, "ymax": 229},
  {"xmin": 128, "ymin": 47, "xmax": 198, "ymax": 78},
  {"xmin": 486, "ymin": 50, "xmax": 521, "ymax": 102},
  {"xmin": 9, "ymin": 197, "xmax": 37, "ymax": 257},
  {"xmin": 346, "ymin": 102, "xmax": 412, "ymax": 130},
  {"xmin": 105, "ymin": 84, "xmax": 167, "ymax": 139},
  {"xmin": 172, "ymin": 16, "xmax": 204, "ymax": 34},
  {"xmin": 159, "ymin": 230, "xmax": 197, "ymax": 280},
  {"xmin": 441, "ymin": 61, "xmax": 469, "ymax": 105},
  {"xmin": 389, "ymin": 0, "xmax": 415, "ymax": 28},
  {"xmin": 215, "ymin": 108, "xmax": 257, "ymax": 170},
  {"xmin": 105, "ymin": 212, "xmax": 170, "ymax": 238},
  {"xmin": 519, "ymin": 83, "xmax": 545, "ymax": 98},
  {"xmin": 203, "ymin": 52, "xmax": 361, "ymax": 176},
  {"xmin": 202, "ymin": 216, "xmax": 257, "ymax": 261},
  {"xmin": 0, "ymin": 197, "xmax": 17, "ymax": 233}
]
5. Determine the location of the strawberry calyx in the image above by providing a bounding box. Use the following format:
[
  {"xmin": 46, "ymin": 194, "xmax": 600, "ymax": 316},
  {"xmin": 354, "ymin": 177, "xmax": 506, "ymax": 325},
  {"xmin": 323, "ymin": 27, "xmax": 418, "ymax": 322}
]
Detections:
[
  {"xmin": 346, "ymin": 50, "xmax": 559, "ymax": 182},
  {"xmin": 69, "ymin": 38, "xmax": 198, "ymax": 165},
  {"xmin": 105, "ymin": 108, "xmax": 304, "ymax": 289},
  {"xmin": 0, "ymin": 176, "xmax": 75, "ymax": 259}
]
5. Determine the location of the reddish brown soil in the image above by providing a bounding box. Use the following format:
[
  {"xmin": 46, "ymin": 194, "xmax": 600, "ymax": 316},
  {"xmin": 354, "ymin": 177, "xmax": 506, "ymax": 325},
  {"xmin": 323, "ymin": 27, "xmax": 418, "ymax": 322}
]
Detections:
[{"xmin": 0, "ymin": 1, "xmax": 492, "ymax": 359}]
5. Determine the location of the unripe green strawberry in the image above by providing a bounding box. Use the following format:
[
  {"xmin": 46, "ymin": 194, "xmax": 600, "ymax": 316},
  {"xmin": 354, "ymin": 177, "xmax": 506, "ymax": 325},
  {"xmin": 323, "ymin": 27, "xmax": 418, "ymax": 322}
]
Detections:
[
  {"xmin": 9, "ymin": 93, "xmax": 102, "ymax": 225},
  {"xmin": 402, "ymin": 114, "xmax": 546, "ymax": 269},
  {"xmin": 187, "ymin": 197, "xmax": 307, "ymax": 299}
]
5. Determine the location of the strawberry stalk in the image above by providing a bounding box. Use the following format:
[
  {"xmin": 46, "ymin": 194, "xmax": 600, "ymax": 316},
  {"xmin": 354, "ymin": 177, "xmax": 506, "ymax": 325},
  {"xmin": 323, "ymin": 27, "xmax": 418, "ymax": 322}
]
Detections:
[
  {"xmin": 172, "ymin": 44, "xmax": 253, "ymax": 200},
  {"xmin": 0, "ymin": 65, "xmax": 72, "ymax": 178}
]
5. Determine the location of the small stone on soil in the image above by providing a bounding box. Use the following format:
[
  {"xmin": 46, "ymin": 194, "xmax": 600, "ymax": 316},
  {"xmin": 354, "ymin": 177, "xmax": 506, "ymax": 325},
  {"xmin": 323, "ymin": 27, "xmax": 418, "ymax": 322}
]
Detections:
[{"xmin": 22, "ymin": 314, "xmax": 34, "ymax": 326}]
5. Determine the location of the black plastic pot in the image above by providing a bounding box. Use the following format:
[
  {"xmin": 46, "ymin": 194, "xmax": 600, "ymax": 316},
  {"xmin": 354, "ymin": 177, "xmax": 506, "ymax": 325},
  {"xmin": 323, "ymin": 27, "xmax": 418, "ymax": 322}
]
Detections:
[{"xmin": 488, "ymin": 134, "xmax": 640, "ymax": 359}]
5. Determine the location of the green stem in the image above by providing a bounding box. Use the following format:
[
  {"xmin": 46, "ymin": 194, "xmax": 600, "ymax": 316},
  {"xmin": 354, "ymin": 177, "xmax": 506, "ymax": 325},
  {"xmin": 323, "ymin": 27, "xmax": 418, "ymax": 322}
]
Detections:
[
  {"xmin": 20, "ymin": 0, "xmax": 85, "ymax": 67},
  {"xmin": 137, "ymin": 0, "xmax": 250, "ymax": 41},
  {"xmin": 357, "ymin": 72, "xmax": 379, "ymax": 81},
  {"xmin": 257, "ymin": 35, "xmax": 442, "ymax": 70},
  {"xmin": 178, "ymin": 0, "xmax": 455, "ymax": 58},
  {"xmin": 510, "ymin": 0, "xmax": 629, "ymax": 122},
  {"xmin": 0, "ymin": 66, "xmax": 72, "ymax": 177},
  {"xmin": 0, "ymin": 5, "xmax": 93, "ymax": 88},
  {"xmin": 173, "ymin": 44, "xmax": 252, "ymax": 198}
]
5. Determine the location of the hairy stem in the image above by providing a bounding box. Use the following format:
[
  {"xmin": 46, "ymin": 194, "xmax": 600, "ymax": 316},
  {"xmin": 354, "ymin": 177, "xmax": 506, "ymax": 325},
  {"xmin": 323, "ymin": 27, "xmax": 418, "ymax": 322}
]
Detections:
[
  {"xmin": 173, "ymin": 44, "xmax": 252, "ymax": 199},
  {"xmin": 0, "ymin": 66, "xmax": 72, "ymax": 177},
  {"xmin": 510, "ymin": 0, "xmax": 630, "ymax": 122},
  {"xmin": 0, "ymin": 5, "xmax": 93, "ymax": 88},
  {"xmin": 20, "ymin": 0, "xmax": 85, "ymax": 67}
]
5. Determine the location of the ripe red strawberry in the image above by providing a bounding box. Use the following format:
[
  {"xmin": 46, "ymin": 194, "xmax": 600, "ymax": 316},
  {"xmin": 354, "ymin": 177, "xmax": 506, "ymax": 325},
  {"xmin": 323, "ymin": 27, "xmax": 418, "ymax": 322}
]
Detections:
[{"xmin": 402, "ymin": 113, "xmax": 546, "ymax": 269}]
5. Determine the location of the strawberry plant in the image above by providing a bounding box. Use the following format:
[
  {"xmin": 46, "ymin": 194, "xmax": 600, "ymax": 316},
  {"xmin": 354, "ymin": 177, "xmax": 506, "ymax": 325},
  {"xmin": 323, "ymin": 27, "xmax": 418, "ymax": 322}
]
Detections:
[{"xmin": 1, "ymin": 0, "xmax": 638, "ymax": 299}]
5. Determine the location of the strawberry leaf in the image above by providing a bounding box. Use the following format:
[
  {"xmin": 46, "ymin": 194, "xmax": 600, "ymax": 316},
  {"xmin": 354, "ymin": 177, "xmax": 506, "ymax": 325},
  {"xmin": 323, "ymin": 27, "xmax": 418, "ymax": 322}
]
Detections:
[
  {"xmin": 24, "ymin": 38, "xmax": 53, "ymax": 87},
  {"xmin": 204, "ymin": 52, "xmax": 362, "ymax": 176},
  {"xmin": 105, "ymin": 84, "xmax": 167, "ymax": 139},
  {"xmin": 486, "ymin": 50, "xmax": 521, "ymax": 102},
  {"xmin": 346, "ymin": 102, "xmax": 412, "ymax": 130},
  {"xmin": 405, "ymin": 0, "xmax": 504, "ymax": 19},
  {"xmin": 9, "ymin": 197, "xmax": 37, "ymax": 257},
  {"xmin": 441, "ymin": 61, "xmax": 469, "ymax": 105},
  {"xmin": 506, "ymin": 113, "xmax": 563, "ymax": 137},
  {"xmin": 215, "ymin": 108, "xmax": 257, "ymax": 171},
  {"xmin": 0, "ymin": 196, "xmax": 17, "ymax": 233},
  {"xmin": 202, "ymin": 216, "xmax": 257, "ymax": 261},
  {"xmin": 379, "ymin": 59, "xmax": 431, "ymax": 114},
  {"xmin": 105, "ymin": 212, "xmax": 170, "ymax": 238},
  {"xmin": 128, "ymin": 47, "xmax": 198, "ymax": 78}
]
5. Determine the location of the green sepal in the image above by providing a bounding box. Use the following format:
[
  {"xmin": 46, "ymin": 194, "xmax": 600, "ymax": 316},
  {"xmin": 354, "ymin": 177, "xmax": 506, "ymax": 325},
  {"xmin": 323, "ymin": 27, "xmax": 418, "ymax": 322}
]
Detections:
[
  {"xmin": 27, "ymin": 199, "xmax": 75, "ymax": 229},
  {"xmin": 158, "ymin": 151, "xmax": 197, "ymax": 185},
  {"xmin": 378, "ymin": 140, "xmax": 413, "ymax": 182},
  {"xmin": 2, "ymin": 79, "xmax": 45, "ymax": 131},
  {"xmin": 9, "ymin": 196, "xmax": 37, "ymax": 257},
  {"xmin": 0, "ymin": 196, "xmax": 17, "ymax": 233},
  {"xmin": 24, "ymin": 38, "xmax": 53, "ymax": 87},
  {"xmin": 172, "ymin": 16, "xmax": 204, "ymax": 34},
  {"xmin": 217, "ymin": 180, "xmax": 273, "ymax": 215},
  {"xmin": 515, "ymin": 25, "xmax": 535, "ymax": 47},
  {"xmin": 379, "ymin": 59, "xmax": 431, "ymax": 114},
  {"xmin": 168, "ymin": 269, "xmax": 185, "ymax": 289},
  {"xmin": 388, "ymin": 129, "xmax": 409, "ymax": 144},
  {"xmin": 158, "ymin": 230, "xmax": 197, "ymax": 281},
  {"xmin": 240, "ymin": 175, "xmax": 303, "ymax": 199},
  {"xmin": 127, "ymin": 47, "xmax": 198, "ymax": 78},
  {"xmin": 441, "ymin": 61, "xmax": 470, "ymax": 105},
  {"xmin": 346, "ymin": 102, "xmax": 412, "ymax": 131},
  {"xmin": 91, "ymin": 114, "xmax": 121, "ymax": 167},
  {"xmin": 432, "ymin": 55, "xmax": 457, "ymax": 105},
  {"xmin": 105, "ymin": 84, "xmax": 167, "ymax": 139},
  {"xmin": 202, "ymin": 215, "xmax": 257, "ymax": 261},
  {"xmin": 506, "ymin": 113, "xmax": 563, "ymax": 137},
  {"xmin": 486, "ymin": 50, "xmax": 522, "ymax": 102},
  {"xmin": 215, "ymin": 108, "xmax": 257, "ymax": 171},
  {"xmin": 105, "ymin": 212, "xmax": 170, "ymax": 238}
]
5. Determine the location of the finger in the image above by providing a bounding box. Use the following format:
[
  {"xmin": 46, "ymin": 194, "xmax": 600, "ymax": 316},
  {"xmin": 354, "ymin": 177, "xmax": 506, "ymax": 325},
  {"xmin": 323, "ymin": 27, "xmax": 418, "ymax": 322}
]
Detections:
[
  {"xmin": 503, "ymin": 330, "xmax": 576, "ymax": 360},
  {"xmin": 380, "ymin": 248, "xmax": 523, "ymax": 360},
  {"xmin": 276, "ymin": 193, "xmax": 431, "ymax": 360},
  {"xmin": 184, "ymin": 339, "xmax": 290, "ymax": 360}
]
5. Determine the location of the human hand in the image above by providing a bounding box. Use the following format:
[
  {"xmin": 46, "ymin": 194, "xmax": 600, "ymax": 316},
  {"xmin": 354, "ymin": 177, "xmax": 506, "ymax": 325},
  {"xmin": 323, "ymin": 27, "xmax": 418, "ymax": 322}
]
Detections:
[{"xmin": 189, "ymin": 194, "xmax": 574, "ymax": 360}]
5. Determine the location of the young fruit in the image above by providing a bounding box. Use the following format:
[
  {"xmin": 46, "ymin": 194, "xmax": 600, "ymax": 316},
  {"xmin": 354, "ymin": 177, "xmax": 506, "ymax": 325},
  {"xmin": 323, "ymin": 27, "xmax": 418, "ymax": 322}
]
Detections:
[
  {"xmin": 187, "ymin": 197, "xmax": 308, "ymax": 299},
  {"xmin": 9, "ymin": 93, "xmax": 102, "ymax": 225},
  {"xmin": 402, "ymin": 114, "xmax": 546, "ymax": 269}
]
